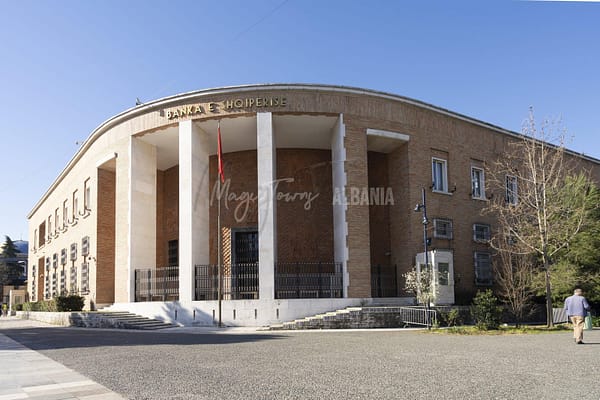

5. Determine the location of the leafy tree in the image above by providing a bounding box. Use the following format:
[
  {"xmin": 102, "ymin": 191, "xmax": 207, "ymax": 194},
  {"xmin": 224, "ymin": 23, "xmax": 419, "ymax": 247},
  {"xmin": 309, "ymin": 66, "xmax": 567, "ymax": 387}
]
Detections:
[
  {"xmin": 545, "ymin": 187, "xmax": 600, "ymax": 305},
  {"xmin": 484, "ymin": 111, "xmax": 599, "ymax": 327},
  {"xmin": 0, "ymin": 235, "xmax": 24, "ymax": 286}
]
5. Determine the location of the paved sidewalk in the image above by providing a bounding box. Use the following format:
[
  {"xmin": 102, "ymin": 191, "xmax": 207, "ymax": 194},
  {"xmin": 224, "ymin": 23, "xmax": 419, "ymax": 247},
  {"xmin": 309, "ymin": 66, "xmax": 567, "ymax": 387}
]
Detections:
[{"xmin": 0, "ymin": 317, "xmax": 125, "ymax": 400}]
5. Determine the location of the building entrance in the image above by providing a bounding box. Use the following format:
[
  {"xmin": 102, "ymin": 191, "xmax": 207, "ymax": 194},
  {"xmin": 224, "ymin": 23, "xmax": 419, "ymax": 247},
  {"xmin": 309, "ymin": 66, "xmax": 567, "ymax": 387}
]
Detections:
[{"xmin": 231, "ymin": 229, "xmax": 259, "ymax": 299}]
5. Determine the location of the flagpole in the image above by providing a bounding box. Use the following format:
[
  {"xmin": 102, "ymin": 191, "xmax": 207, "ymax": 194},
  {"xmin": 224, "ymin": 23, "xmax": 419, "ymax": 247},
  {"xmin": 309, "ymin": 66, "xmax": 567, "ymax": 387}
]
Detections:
[{"xmin": 217, "ymin": 120, "xmax": 223, "ymax": 328}]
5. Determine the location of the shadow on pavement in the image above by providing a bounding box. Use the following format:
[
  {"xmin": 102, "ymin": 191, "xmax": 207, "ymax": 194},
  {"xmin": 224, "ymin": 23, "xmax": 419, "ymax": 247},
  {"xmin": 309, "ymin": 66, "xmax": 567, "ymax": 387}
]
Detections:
[{"xmin": 0, "ymin": 327, "xmax": 285, "ymax": 351}]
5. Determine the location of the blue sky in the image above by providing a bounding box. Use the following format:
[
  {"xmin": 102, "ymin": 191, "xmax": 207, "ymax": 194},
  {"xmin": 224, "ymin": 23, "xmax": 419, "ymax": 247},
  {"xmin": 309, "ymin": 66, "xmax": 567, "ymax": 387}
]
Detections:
[{"xmin": 1, "ymin": 0, "xmax": 599, "ymax": 241}]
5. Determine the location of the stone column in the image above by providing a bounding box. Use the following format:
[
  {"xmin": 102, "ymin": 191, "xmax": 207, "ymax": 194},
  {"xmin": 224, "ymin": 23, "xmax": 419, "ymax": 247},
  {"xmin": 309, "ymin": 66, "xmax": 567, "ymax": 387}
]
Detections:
[
  {"xmin": 128, "ymin": 137, "xmax": 157, "ymax": 302},
  {"xmin": 179, "ymin": 120, "xmax": 210, "ymax": 303},
  {"xmin": 257, "ymin": 112, "xmax": 276, "ymax": 300},
  {"xmin": 331, "ymin": 114, "xmax": 349, "ymax": 297}
]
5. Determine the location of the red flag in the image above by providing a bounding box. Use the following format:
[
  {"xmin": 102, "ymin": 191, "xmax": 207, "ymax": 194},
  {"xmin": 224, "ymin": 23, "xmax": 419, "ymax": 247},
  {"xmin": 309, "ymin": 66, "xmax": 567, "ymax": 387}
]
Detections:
[{"xmin": 217, "ymin": 121, "xmax": 225, "ymax": 183}]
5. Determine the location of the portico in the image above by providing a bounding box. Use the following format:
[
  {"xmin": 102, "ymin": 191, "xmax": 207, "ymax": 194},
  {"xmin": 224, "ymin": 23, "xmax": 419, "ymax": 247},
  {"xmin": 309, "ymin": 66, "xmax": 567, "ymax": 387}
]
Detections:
[{"xmin": 126, "ymin": 112, "xmax": 350, "ymax": 310}]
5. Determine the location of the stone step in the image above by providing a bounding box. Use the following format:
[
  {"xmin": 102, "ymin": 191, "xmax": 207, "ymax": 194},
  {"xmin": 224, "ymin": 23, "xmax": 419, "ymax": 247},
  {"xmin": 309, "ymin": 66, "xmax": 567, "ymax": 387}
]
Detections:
[
  {"xmin": 268, "ymin": 305, "xmax": 428, "ymax": 330},
  {"xmin": 69, "ymin": 311, "xmax": 175, "ymax": 330}
]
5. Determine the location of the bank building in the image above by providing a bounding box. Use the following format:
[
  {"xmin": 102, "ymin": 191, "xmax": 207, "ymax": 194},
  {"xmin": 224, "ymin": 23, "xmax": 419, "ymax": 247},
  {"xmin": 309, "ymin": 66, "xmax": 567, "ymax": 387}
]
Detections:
[{"xmin": 26, "ymin": 84, "xmax": 600, "ymax": 326}]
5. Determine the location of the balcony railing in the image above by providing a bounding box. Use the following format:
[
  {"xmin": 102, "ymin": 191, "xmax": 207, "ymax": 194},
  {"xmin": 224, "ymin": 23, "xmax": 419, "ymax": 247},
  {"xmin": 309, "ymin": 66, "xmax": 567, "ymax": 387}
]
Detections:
[
  {"xmin": 136, "ymin": 262, "xmax": 344, "ymax": 302},
  {"xmin": 195, "ymin": 263, "xmax": 259, "ymax": 301},
  {"xmin": 134, "ymin": 265, "xmax": 179, "ymax": 302},
  {"xmin": 275, "ymin": 262, "xmax": 343, "ymax": 299}
]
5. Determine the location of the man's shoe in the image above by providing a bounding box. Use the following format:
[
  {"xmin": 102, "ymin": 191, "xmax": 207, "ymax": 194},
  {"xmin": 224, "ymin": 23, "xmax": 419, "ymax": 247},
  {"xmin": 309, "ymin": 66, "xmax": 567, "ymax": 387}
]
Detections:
[{"xmin": 576, "ymin": 341, "xmax": 584, "ymax": 344}]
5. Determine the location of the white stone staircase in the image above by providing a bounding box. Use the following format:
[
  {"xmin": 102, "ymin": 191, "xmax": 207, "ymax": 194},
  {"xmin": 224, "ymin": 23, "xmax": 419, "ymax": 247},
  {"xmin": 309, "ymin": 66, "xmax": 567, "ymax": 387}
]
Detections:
[{"xmin": 69, "ymin": 311, "xmax": 176, "ymax": 330}]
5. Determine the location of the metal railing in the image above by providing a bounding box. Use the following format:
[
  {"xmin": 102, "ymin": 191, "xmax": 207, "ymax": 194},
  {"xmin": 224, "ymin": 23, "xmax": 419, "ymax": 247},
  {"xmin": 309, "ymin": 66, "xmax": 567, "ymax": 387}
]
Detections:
[
  {"xmin": 275, "ymin": 262, "xmax": 343, "ymax": 299},
  {"xmin": 134, "ymin": 265, "xmax": 179, "ymax": 302},
  {"xmin": 371, "ymin": 264, "xmax": 398, "ymax": 298},
  {"xmin": 552, "ymin": 307, "xmax": 568, "ymax": 324},
  {"xmin": 194, "ymin": 263, "xmax": 259, "ymax": 301},
  {"xmin": 397, "ymin": 306, "xmax": 438, "ymax": 327}
]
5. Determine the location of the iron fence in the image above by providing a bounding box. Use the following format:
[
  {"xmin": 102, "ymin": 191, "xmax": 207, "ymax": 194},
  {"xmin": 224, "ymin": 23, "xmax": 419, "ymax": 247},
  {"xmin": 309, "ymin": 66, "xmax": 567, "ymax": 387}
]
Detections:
[
  {"xmin": 371, "ymin": 264, "xmax": 398, "ymax": 298},
  {"xmin": 194, "ymin": 263, "xmax": 259, "ymax": 300},
  {"xmin": 134, "ymin": 265, "xmax": 179, "ymax": 302},
  {"xmin": 275, "ymin": 262, "xmax": 343, "ymax": 299}
]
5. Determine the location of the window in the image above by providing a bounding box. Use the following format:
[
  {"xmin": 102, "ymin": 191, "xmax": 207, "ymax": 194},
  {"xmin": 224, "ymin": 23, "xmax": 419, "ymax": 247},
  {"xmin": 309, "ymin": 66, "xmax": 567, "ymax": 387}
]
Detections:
[
  {"xmin": 31, "ymin": 266, "xmax": 36, "ymax": 302},
  {"xmin": 433, "ymin": 218, "xmax": 453, "ymax": 239},
  {"xmin": 60, "ymin": 269, "xmax": 66, "ymax": 295},
  {"xmin": 61, "ymin": 248, "xmax": 68, "ymax": 265},
  {"xmin": 471, "ymin": 167, "xmax": 485, "ymax": 199},
  {"xmin": 473, "ymin": 223, "xmax": 491, "ymax": 242},
  {"xmin": 81, "ymin": 263, "xmax": 89, "ymax": 294},
  {"xmin": 81, "ymin": 236, "xmax": 89, "ymax": 257},
  {"xmin": 48, "ymin": 216, "xmax": 53, "ymax": 239},
  {"xmin": 52, "ymin": 253, "xmax": 58, "ymax": 269},
  {"xmin": 70, "ymin": 266, "xmax": 78, "ymax": 294},
  {"xmin": 34, "ymin": 229, "xmax": 38, "ymax": 251},
  {"xmin": 432, "ymin": 158, "xmax": 448, "ymax": 192},
  {"xmin": 506, "ymin": 175, "xmax": 518, "ymax": 205},
  {"xmin": 70, "ymin": 243, "xmax": 77, "ymax": 261},
  {"xmin": 474, "ymin": 252, "xmax": 492, "ymax": 285},
  {"xmin": 168, "ymin": 240, "xmax": 178, "ymax": 266},
  {"xmin": 38, "ymin": 222, "xmax": 46, "ymax": 248},
  {"xmin": 84, "ymin": 178, "xmax": 91, "ymax": 212},
  {"xmin": 438, "ymin": 262, "xmax": 450, "ymax": 285},
  {"xmin": 63, "ymin": 199, "xmax": 69, "ymax": 227},
  {"xmin": 72, "ymin": 190, "xmax": 79, "ymax": 221},
  {"xmin": 54, "ymin": 208, "xmax": 59, "ymax": 233}
]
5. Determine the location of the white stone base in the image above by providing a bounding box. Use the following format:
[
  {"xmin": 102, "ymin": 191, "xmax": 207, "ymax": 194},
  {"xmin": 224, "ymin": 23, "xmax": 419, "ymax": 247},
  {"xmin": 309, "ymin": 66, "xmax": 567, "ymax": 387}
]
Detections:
[{"xmin": 103, "ymin": 298, "xmax": 414, "ymax": 327}]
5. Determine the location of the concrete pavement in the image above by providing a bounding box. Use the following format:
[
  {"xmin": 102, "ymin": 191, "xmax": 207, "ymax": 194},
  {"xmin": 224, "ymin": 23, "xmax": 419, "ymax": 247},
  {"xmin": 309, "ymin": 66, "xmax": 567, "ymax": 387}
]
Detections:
[
  {"xmin": 1, "ymin": 316, "xmax": 599, "ymax": 399},
  {"xmin": 0, "ymin": 317, "xmax": 125, "ymax": 400}
]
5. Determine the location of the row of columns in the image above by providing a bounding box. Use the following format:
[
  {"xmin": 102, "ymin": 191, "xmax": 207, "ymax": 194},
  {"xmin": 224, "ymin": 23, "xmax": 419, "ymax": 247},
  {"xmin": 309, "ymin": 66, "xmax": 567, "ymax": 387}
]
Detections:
[{"xmin": 127, "ymin": 112, "xmax": 348, "ymax": 303}]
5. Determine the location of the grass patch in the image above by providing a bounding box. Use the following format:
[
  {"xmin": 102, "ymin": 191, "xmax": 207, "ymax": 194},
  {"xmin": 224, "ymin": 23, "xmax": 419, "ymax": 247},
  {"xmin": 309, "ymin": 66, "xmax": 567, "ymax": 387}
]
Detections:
[{"xmin": 430, "ymin": 324, "xmax": 571, "ymax": 335}]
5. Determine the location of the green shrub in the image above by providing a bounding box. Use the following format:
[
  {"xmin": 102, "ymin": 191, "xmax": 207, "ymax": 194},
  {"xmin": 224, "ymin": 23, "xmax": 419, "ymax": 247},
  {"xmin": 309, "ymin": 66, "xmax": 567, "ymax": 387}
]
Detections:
[
  {"xmin": 15, "ymin": 303, "xmax": 23, "ymax": 311},
  {"xmin": 56, "ymin": 295, "xmax": 84, "ymax": 311},
  {"xmin": 438, "ymin": 308, "xmax": 462, "ymax": 327},
  {"xmin": 592, "ymin": 315, "xmax": 600, "ymax": 328},
  {"xmin": 471, "ymin": 290, "xmax": 503, "ymax": 330},
  {"xmin": 20, "ymin": 300, "xmax": 58, "ymax": 312},
  {"xmin": 38, "ymin": 299, "xmax": 57, "ymax": 312}
]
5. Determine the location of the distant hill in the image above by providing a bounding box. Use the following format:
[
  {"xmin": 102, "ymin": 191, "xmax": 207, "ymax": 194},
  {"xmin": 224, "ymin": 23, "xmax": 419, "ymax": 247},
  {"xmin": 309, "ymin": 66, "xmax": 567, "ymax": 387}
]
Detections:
[{"xmin": 13, "ymin": 240, "xmax": 28, "ymax": 255}]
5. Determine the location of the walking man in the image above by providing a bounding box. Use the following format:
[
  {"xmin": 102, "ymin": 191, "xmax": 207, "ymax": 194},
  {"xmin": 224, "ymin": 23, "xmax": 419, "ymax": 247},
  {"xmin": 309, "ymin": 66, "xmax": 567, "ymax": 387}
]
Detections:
[{"xmin": 564, "ymin": 288, "xmax": 590, "ymax": 344}]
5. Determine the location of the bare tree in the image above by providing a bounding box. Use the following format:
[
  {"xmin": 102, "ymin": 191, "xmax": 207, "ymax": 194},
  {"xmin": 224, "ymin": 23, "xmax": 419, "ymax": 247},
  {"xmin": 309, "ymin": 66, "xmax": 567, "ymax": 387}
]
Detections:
[
  {"xmin": 492, "ymin": 238, "xmax": 536, "ymax": 327},
  {"xmin": 484, "ymin": 110, "xmax": 597, "ymax": 327}
]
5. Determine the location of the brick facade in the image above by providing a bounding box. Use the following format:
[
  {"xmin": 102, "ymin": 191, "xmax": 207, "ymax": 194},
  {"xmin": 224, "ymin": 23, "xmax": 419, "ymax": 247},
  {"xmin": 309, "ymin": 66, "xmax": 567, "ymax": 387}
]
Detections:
[
  {"xmin": 96, "ymin": 168, "xmax": 115, "ymax": 305},
  {"xmin": 156, "ymin": 166, "xmax": 178, "ymax": 267},
  {"xmin": 27, "ymin": 84, "xmax": 600, "ymax": 308}
]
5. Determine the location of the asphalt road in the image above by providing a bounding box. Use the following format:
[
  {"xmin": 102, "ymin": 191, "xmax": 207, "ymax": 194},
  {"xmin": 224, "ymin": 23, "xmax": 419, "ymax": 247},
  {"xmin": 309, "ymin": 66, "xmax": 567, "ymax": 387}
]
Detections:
[{"xmin": 2, "ymin": 322, "xmax": 599, "ymax": 400}]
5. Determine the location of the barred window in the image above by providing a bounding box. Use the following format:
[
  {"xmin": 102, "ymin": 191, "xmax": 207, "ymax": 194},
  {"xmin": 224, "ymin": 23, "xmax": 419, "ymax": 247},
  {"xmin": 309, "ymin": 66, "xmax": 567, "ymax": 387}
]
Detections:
[
  {"xmin": 473, "ymin": 223, "xmax": 491, "ymax": 242},
  {"xmin": 506, "ymin": 175, "xmax": 518, "ymax": 205},
  {"xmin": 81, "ymin": 236, "xmax": 90, "ymax": 257},
  {"xmin": 433, "ymin": 218, "xmax": 453, "ymax": 239},
  {"xmin": 474, "ymin": 252, "xmax": 492, "ymax": 286},
  {"xmin": 70, "ymin": 243, "xmax": 77, "ymax": 261}
]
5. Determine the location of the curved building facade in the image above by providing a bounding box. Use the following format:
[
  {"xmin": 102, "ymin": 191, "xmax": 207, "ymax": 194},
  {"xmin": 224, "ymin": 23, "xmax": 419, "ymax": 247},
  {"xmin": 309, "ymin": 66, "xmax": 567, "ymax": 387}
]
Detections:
[{"xmin": 26, "ymin": 84, "xmax": 600, "ymax": 326}]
